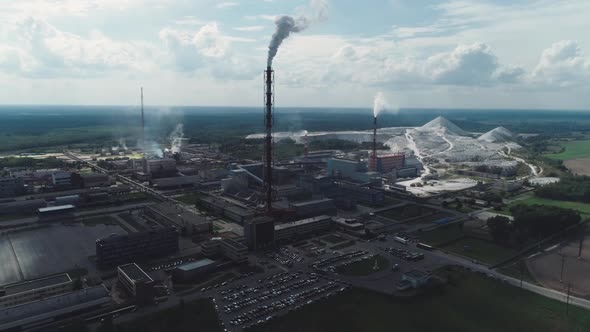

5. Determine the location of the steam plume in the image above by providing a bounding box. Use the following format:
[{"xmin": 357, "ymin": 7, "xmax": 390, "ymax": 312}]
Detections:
[
  {"xmin": 373, "ymin": 92, "xmax": 390, "ymax": 118},
  {"xmin": 169, "ymin": 123, "xmax": 184, "ymax": 153},
  {"xmin": 267, "ymin": 0, "xmax": 327, "ymax": 67}
]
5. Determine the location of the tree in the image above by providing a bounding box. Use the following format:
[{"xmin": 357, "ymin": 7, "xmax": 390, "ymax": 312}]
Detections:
[{"xmin": 487, "ymin": 215, "xmax": 512, "ymax": 243}]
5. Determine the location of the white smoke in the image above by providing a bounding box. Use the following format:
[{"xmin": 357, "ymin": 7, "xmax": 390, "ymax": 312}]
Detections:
[
  {"xmin": 373, "ymin": 92, "xmax": 391, "ymax": 118},
  {"xmin": 169, "ymin": 123, "xmax": 184, "ymax": 153},
  {"xmin": 267, "ymin": 0, "xmax": 328, "ymax": 67},
  {"xmin": 150, "ymin": 142, "xmax": 163, "ymax": 158},
  {"xmin": 119, "ymin": 138, "xmax": 128, "ymax": 150}
]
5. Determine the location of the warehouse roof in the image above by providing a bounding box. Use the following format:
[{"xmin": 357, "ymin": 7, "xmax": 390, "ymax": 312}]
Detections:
[{"xmin": 176, "ymin": 259, "xmax": 216, "ymax": 272}]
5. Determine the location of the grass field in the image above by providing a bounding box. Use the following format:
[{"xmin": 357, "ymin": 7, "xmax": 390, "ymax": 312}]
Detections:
[
  {"xmin": 251, "ymin": 269, "xmax": 590, "ymax": 332},
  {"xmin": 442, "ymin": 237, "xmax": 517, "ymax": 265},
  {"xmin": 117, "ymin": 298, "xmax": 222, "ymax": 332},
  {"xmin": 414, "ymin": 223, "xmax": 464, "ymax": 246},
  {"xmin": 546, "ymin": 140, "xmax": 590, "ymax": 160},
  {"xmin": 498, "ymin": 195, "xmax": 590, "ymax": 217},
  {"xmin": 336, "ymin": 255, "xmax": 389, "ymax": 276}
]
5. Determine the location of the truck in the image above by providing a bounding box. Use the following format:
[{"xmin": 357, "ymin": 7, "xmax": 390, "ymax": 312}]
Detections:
[{"xmin": 394, "ymin": 236, "xmax": 408, "ymax": 245}]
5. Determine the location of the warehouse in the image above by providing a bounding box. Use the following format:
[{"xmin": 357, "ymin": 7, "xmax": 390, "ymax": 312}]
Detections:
[
  {"xmin": 152, "ymin": 175, "xmax": 200, "ymax": 189},
  {"xmin": 0, "ymin": 285, "xmax": 111, "ymax": 331},
  {"xmin": 145, "ymin": 202, "xmax": 212, "ymax": 234},
  {"xmin": 290, "ymin": 199, "xmax": 336, "ymax": 219},
  {"xmin": 0, "ymin": 274, "xmax": 73, "ymax": 309}
]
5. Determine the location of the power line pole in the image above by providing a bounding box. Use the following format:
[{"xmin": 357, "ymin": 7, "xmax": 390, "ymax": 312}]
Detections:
[
  {"xmin": 560, "ymin": 253, "xmax": 566, "ymax": 283},
  {"xmin": 566, "ymin": 283, "xmax": 571, "ymax": 316}
]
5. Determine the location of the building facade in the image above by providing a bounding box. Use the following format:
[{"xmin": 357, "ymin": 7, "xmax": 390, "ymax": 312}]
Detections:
[
  {"xmin": 0, "ymin": 176, "xmax": 24, "ymax": 198},
  {"xmin": 274, "ymin": 215, "xmax": 332, "ymax": 242},
  {"xmin": 0, "ymin": 274, "xmax": 73, "ymax": 309},
  {"xmin": 96, "ymin": 227, "xmax": 179, "ymax": 267}
]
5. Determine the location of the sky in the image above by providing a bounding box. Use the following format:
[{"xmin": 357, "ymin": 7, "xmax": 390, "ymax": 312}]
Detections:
[{"xmin": 0, "ymin": 0, "xmax": 589, "ymax": 110}]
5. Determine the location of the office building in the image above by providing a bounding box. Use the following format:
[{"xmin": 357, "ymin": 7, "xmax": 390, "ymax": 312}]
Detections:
[
  {"xmin": 117, "ymin": 263, "xmax": 155, "ymax": 303},
  {"xmin": 0, "ymin": 274, "xmax": 73, "ymax": 309},
  {"xmin": 199, "ymin": 196, "xmax": 255, "ymax": 224},
  {"xmin": 96, "ymin": 227, "xmax": 179, "ymax": 267},
  {"xmin": 244, "ymin": 217, "xmax": 274, "ymax": 251},
  {"xmin": 202, "ymin": 238, "xmax": 248, "ymax": 263},
  {"xmin": 274, "ymin": 215, "xmax": 332, "ymax": 241}
]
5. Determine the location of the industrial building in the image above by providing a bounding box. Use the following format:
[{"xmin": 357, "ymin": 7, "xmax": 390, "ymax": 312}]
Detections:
[
  {"xmin": 290, "ymin": 199, "xmax": 336, "ymax": 219},
  {"xmin": 274, "ymin": 215, "xmax": 332, "ymax": 241},
  {"xmin": 152, "ymin": 175, "xmax": 200, "ymax": 189},
  {"xmin": 244, "ymin": 217, "xmax": 275, "ymax": 251},
  {"xmin": 332, "ymin": 182, "xmax": 385, "ymax": 206},
  {"xmin": 0, "ymin": 274, "xmax": 73, "ymax": 309},
  {"xmin": 38, "ymin": 204, "xmax": 76, "ymax": 220},
  {"xmin": 96, "ymin": 226, "xmax": 179, "ymax": 267},
  {"xmin": 0, "ymin": 199, "xmax": 46, "ymax": 215},
  {"xmin": 144, "ymin": 158, "xmax": 177, "ymax": 177},
  {"xmin": 199, "ymin": 195, "xmax": 256, "ymax": 224},
  {"xmin": 118, "ymin": 263, "xmax": 155, "ymax": 303},
  {"xmin": 202, "ymin": 237, "xmax": 248, "ymax": 263},
  {"xmin": 72, "ymin": 173, "xmax": 112, "ymax": 188},
  {"xmin": 172, "ymin": 259, "xmax": 218, "ymax": 282},
  {"xmin": 145, "ymin": 202, "xmax": 212, "ymax": 234},
  {"xmin": 51, "ymin": 171, "xmax": 72, "ymax": 188},
  {"xmin": 398, "ymin": 270, "xmax": 431, "ymax": 290},
  {"xmin": 0, "ymin": 285, "xmax": 111, "ymax": 331},
  {"xmin": 0, "ymin": 176, "xmax": 25, "ymax": 198},
  {"xmin": 369, "ymin": 153, "xmax": 405, "ymax": 173}
]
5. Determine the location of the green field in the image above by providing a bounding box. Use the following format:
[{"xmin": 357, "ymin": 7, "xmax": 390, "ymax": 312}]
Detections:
[
  {"xmin": 414, "ymin": 223, "xmax": 464, "ymax": 246},
  {"xmin": 442, "ymin": 237, "xmax": 517, "ymax": 265},
  {"xmin": 546, "ymin": 140, "xmax": 590, "ymax": 160},
  {"xmin": 498, "ymin": 195, "xmax": 590, "ymax": 217},
  {"xmin": 251, "ymin": 270, "xmax": 590, "ymax": 332},
  {"xmin": 336, "ymin": 255, "xmax": 389, "ymax": 276},
  {"xmin": 117, "ymin": 299, "xmax": 222, "ymax": 332}
]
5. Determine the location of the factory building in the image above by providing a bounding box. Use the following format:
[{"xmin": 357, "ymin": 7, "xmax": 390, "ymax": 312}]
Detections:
[
  {"xmin": 144, "ymin": 158, "xmax": 177, "ymax": 177},
  {"xmin": 274, "ymin": 215, "xmax": 332, "ymax": 242},
  {"xmin": 0, "ymin": 176, "xmax": 25, "ymax": 198},
  {"xmin": 326, "ymin": 158, "xmax": 381, "ymax": 183},
  {"xmin": 172, "ymin": 259, "xmax": 218, "ymax": 282},
  {"xmin": 290, "ymin": 199, "xmax": 337, "ymax": 219},
  {"xmin": 0, "ymin": 274, "xmax": 73, "ymax": 309},
  {"xmin": 201, "ymin": 238, "xmax": 248, "ymax": 263},
  {"xmin": 329, "ymin": 182, "xmax": 385, "ymax": 206},
  {"xmin": 72, "ymin": 173, "xmax": 112, "ymax": 188},
  {"xmin": 145, "ymin": 202, "xmax": 212, "ymax": 234},
  {"xmin": 38, "ymin": 204, "xmax": 76, "ymax": 220},
  {"xmin": 369, "ymin": 153, "xmax": 405, "ymax": 173},
  {"xmin": 198, "ymin": 196, "xmax": 255, "ymax": 224},
  {"xmin": 0, "ymin": 285, "xmax": 111, "ymax": 331},
  {"xmin": 55, "ymin": 195, "xmax": 80, "ymax": 206},
  {"xmin": 51, "ymin": 171, "xmax": 72, "ymax": 188},
  {"xmin": 152, "ymin": 175, "xmax": 200, "ymax": 189},
  {"xmin": 396, "ymin": 167, "xmax": 418, "ymax": 178},
  {"xmin": 96, "ymin": 226, "xmax": 179, "ymax": 267},
  {"xmin": 244, "ymin": 217, "xmax": 274, "ymax": 251},
  {"xmin": 0, "ymin": 199, "xmax": 46, "ymax": 215},
  {"xmin": 117, "ymin": 263, "xmax": 155, "ymax": 304}
]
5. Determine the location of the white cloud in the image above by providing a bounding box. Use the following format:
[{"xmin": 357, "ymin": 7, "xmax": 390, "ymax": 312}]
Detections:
[
  {"xmin": 0, "ymin": 0, "xmax": 171, "ymax": 18},
  {"xmin": 159, "ymin": 23, "xmax": 259, "ymax": 79},
  {"xmin": 0, "ymin": 17, "xmax": 156, "ymax": 77},
  {"xmin": 532, "ymin": 40, "xmax": 590, "ymax": 87},
  {"xmin": 216, "ymin": 2, "xmax": 239, "ymax": 9},
  {"xmin": 234, "ymin": 26, "xmax": 265, "ymax": 32}
]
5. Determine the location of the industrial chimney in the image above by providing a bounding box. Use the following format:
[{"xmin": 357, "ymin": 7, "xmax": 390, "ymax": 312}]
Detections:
[
  {"xmin": 371, "ymin": 116, "xmax": 377, "ymax": 172},
  {"xmin": 264, "ymin": 66, "xmax": 274, "ymax": 214}
]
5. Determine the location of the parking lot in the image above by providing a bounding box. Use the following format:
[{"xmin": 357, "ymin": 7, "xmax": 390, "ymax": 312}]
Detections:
[{"xmin": 210, "ymin": 270, "xmax": 349, "ymax": 331}]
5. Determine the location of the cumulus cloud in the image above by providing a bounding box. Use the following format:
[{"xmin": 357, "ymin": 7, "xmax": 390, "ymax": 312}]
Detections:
[
  {"xmin": 0, "ymin": 17, "xmax": 155, "ymax": 77},
  {"xmin": 159, "ymin": 23, "xmax": 258, "ymax": 79},
  {"xmin": 532, "ymin": 40, "xmax": 590, "ymax": 86}
]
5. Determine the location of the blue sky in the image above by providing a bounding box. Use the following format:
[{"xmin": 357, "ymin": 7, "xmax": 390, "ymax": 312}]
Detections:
[{"xmin": 0, "ymin": 0, "xmax": 589, "ymax": 109}]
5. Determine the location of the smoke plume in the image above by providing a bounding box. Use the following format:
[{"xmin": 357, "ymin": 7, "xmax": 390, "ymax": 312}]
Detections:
[
  {"xmin": 119, "ymin": 138, "xmax": 128, "ymax": 150},
  {"xmin": 267, "ymin": 0, "xmax": 327, "ymax": 67},
  {"xmin": 169, "ymin": 123, "xmax": 184, "ymax": 153},
  {"xmin": 373, "ymin": 92, "xmax": 390, "ymax": 118}
]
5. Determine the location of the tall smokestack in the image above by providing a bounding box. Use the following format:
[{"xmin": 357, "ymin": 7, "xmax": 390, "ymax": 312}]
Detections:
[
  {"xmin": 264, "ymin": 66, "xmax": 274, "ymax": 214},
  {"xmin": 372, "ymin": 116, "xmax": 377, "ymax": 172},
  {"xmin": 140, "ymin": 87, "xmax": 145, "ymax": 154}
]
